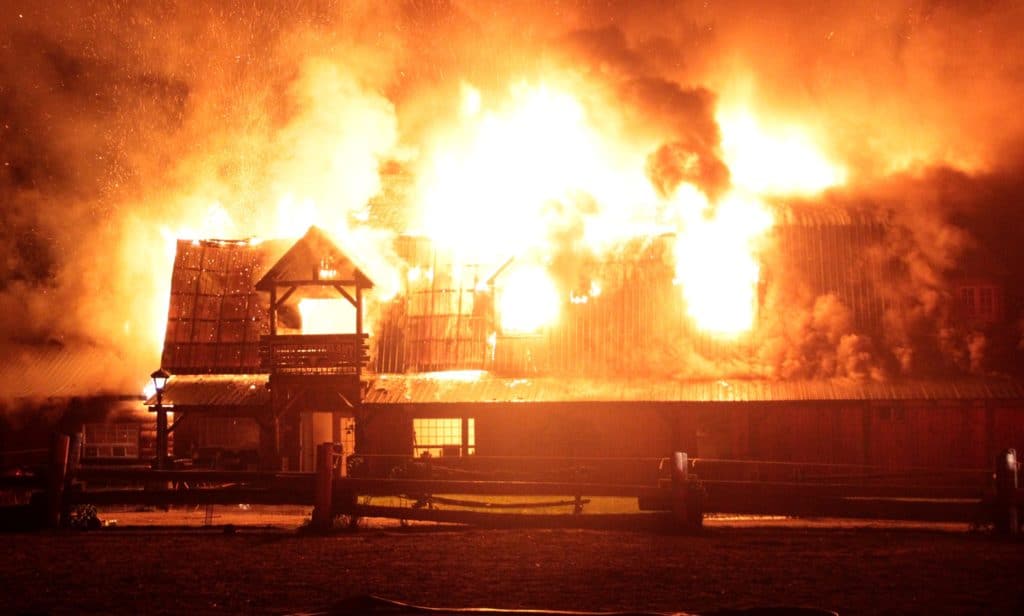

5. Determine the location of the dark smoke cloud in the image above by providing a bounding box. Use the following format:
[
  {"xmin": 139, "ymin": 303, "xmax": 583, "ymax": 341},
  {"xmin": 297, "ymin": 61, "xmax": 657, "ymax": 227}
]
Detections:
[{"xmin": 558, "ymin": 25, "xmax": 729, "ymax": 199}]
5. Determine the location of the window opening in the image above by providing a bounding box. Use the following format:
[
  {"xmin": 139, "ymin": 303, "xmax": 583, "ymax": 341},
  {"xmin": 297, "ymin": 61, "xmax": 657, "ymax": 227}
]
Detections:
[{"xmin": 412, "ymin": 418, "xmax": 474, "ymax": 457}]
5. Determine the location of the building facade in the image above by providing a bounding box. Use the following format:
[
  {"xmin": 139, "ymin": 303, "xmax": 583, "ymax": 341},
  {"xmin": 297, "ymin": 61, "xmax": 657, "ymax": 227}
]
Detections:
[{"xmin": 147, "ymin": 216, "xmax": 1024, "ymax": 477}]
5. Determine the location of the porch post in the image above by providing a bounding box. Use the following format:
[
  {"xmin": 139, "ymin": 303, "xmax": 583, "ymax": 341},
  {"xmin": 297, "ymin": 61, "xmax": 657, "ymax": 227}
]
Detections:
[{"xmin": 155, "ymin": 392, "xmax": 169, "ymax": 470}]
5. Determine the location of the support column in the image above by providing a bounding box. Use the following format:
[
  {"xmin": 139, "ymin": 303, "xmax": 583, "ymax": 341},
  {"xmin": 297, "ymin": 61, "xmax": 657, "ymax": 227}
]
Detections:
[
  {"xmin": 356, "ymin": 284, "xmax": 364, "ymax": 383},
  {"xmin": 47, "ymin": 433, "xmax": 70, "ymax": 529},
  {"xmin": 670, "ymin": 451, "xmax": 703, "ymax": 532},
  {"xmin": 994, "ymin": 448, "xmax": 1019, "ymax": 536},
  {"xmin": 269, "ymin": 287, "xmax": 277, "ymax": 335},
  {"xmin": 312, "ymin": 442, "xmax": 335, "ymax": 531},
  {"xmin": 155, "ymin": 397, "xmax": 168, "ymax": 470}
]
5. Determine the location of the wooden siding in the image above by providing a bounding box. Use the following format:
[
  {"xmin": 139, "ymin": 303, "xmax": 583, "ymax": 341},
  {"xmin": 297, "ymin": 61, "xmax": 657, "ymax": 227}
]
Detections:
[{"xmin": 358, "ymin": 400, "xmax": 1024, "ymax": 482}]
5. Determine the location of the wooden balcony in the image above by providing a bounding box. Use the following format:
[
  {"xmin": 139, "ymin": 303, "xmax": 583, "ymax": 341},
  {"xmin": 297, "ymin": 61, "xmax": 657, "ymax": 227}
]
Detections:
[{"xmin": 259, "ymin": 334, "xmax": 369, "ymax": 375}]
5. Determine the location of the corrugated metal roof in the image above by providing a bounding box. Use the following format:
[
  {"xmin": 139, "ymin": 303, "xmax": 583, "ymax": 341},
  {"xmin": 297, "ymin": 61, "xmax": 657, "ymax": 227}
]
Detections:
[
  {"xmin": 363, "ymin": 374, "xmax": 1024, "ymax": 404},
  {"xmin": 0, "ymin": 344, "xmax": 143, "ymax": 399},
  {"xmin": 145, "ymin": 374, "xmax": 270, "ymax": 407}
]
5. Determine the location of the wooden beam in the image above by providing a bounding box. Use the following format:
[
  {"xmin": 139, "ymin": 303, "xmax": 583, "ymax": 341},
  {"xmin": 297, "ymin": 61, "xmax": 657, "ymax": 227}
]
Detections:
[
  {"xmin": 274, "ymin": 286, "xmax": 297, "ymax": 310},
  {"xmin": 269, "ymin": 287, "xmax": 277, "ymax": 335},
  {"xmin": 75, "ymin": 468, "xmax": 315, "ymax": 483},
  {"xmin": 332, "ymin": 284, "xmax": 357, "ymax": 308},
  {"xmin": 334, "ymin": 477, "xmax": 664, "ymax": 499},
  {"xmin": 356, "ymin": 284, "xmax": 363, "ymax": 337},
  {"xmin": 356, "ymin": 284, "xmax": 363, "ymax": 382},
  {"xmin": 338, "ymin": 504, "xmax": 671, "ymax": 530},
  {"xmin": 68, "ymin": 487, "xmax": 314, "ymax": 507},
  {"xmin": 168, "ymin": 412, "xmax": 186, "ymax": 433},
  {"xmin": 272, "ymin": 279, "xmax": 359, "ymax": 287}
]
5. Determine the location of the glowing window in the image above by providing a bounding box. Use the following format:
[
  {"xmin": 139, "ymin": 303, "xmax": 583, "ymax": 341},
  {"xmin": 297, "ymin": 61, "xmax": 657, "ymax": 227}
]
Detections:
[{"xmin": 412, "ymin": 418, "xmax": 475, "ymax": 457}]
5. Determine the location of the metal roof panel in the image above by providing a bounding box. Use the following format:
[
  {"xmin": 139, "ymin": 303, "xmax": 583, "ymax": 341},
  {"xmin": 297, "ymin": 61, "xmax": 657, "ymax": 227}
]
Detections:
[
  {"xmin": 363, "ymin": 375, "xmax": 1024, "ymax": 404},
  {"xmin": 145, "ymin": 374, "xmax": 270, "ymax": 407}
]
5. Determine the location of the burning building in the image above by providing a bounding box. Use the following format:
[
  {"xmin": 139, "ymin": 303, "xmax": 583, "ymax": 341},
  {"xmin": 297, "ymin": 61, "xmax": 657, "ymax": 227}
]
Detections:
[
  {"xmin": 145, "ymin": 205, "xmax": 1024, "ymax": 475},
  {"xmin": 2, "ymin": 3, "xmax": 1024, "ymax": 476}
]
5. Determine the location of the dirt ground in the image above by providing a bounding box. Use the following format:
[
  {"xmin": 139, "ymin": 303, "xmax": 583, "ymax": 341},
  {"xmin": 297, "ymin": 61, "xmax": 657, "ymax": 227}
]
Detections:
[{"xmin": 3, "ymin": 507, "xmax": 1023, "ymax": 616}]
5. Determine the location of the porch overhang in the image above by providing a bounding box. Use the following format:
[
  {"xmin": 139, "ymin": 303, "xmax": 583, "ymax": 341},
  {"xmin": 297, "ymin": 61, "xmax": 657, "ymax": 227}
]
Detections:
[{"xmin": 144, "ymin": 374, "xmax": 270, "ymax": 409}]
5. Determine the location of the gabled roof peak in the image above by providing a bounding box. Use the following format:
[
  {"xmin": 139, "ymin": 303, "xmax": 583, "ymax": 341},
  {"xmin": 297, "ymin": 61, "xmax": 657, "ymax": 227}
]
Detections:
[{"xmin": 255, "ymin": 226, "xmax": 375, "ymax": 291}]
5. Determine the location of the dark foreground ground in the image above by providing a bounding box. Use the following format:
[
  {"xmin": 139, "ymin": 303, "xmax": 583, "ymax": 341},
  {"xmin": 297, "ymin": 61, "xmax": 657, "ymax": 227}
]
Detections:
[{"xmin": 4, "ymin": 519, "xmax": 1023, "ymax": 616}]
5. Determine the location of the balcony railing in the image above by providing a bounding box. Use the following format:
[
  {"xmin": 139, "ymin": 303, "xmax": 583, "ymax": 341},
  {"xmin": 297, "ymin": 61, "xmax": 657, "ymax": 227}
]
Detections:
[{"xmin": 259, "ymin": 334, "xmax": 369, "ymax": 375}]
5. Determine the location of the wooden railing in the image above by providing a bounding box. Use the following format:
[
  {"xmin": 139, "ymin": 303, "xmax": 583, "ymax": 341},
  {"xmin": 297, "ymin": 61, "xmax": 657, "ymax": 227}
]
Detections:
[{"xmin": 259, "ymin": 333, "xmax": 369, "ymax": 375}]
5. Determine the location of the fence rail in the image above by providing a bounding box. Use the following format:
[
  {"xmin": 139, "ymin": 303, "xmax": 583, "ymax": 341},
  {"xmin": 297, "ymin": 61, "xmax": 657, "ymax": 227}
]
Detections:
[{"xmin": 2, "ymin": 437, "xmax": 1020, "ymax": 534}]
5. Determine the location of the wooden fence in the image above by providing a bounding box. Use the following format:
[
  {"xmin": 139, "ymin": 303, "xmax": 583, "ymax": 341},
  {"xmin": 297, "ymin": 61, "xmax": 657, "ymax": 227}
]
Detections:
[{"xmin": 1, "ymin": 436, "xmax": 1020, "ymax": 534}]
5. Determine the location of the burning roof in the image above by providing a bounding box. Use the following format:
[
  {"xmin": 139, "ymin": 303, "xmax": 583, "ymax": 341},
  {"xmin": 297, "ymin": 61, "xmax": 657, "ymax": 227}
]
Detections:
[{"xmin": 364, "ymin": 374, "xmax": 1024, "ymax": 405}]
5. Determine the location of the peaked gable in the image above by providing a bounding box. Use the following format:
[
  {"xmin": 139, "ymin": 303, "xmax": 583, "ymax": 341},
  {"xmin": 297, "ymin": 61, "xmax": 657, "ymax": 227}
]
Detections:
[{"xmin": 255, "ymin": 226, "xmax": 374, "ymax": 290}]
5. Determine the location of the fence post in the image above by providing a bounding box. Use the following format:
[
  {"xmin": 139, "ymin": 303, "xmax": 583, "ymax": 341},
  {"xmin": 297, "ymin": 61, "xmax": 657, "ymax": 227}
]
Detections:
[
  {"xmin": 47, "ymin": 433, "xmax": 71, "ymax": 529},
  {"xmin": 67, "ymin": 432, "xmax": 82, "ymax": 479},
  {"xmin": 994, "ymin": 448, "xmax": 1019, "ymax": 536},
  {"xmin": 671, "ymin": 451, "xmax": 702, "ymax": 531},
  {"xmin": 336, "ymin": 442, "xmax": 347, "ymax": 478},
  {"xmin": 312, "ymin": 442, "xmax": 335, "ymax": 531}
]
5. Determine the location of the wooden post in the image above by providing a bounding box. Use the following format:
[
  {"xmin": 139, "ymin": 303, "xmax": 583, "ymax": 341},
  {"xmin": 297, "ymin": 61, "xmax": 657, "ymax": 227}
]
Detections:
[
  {"xmin": 356, "ymin": 283, "xmax": 364, "ymax": 383},
  {"xmin": 994, "ymin": 448, "xmax": 1019, "ymax": 536},
  {"xmin": 47, "ymin": 433, "xmax": 71, "ymax": 529},
  {"xmin": 269, "ymin": 286, "xmax": 277, "ymax": 335},
  {"xmin": 671, "ymin": 451, "xmax": 702, "ymax": 531},
  {"xmin": 670, "ymin": 451, "xmax": 688, "ymax": 526},
  {"xmin": 67, "ymin": 432, "xmax": 82, "ymax": 480},
  {"xmin": 331, "ymin": 415, "xmax": 344, "ymax": 476},
  {"xmin": 338, "ymin": 440, "xmax": 349, "ymax": 478},
  {"xmin": 312, "ymin": 442, "xmax": 335, "ymax": 531},
  {"xmin": 155, "ymin": 400, "xmax": 169, "ymax": 470}
]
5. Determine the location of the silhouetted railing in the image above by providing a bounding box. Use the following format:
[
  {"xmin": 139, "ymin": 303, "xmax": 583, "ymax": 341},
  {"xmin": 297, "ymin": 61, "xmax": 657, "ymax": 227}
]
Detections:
[{"xmin": 259, "ymin": 333, "xmax": 369, "ymax": 375}]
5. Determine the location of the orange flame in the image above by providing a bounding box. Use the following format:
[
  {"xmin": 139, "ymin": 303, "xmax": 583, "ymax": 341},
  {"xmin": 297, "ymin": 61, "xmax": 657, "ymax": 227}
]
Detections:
[
  {"xmin": 718, "ymin": 108, "xmax": 846, "ymax": 196},
  {"xmin": 672, "ymin": 189, "xmax": 774, "ymax": 336},
  {"xmin": 498, "ymin": 264, "xmax": 561, "ymax": 334},
  {"xmin": 157, "ymin": 76, "xmax": 847, "ymax": 347}
]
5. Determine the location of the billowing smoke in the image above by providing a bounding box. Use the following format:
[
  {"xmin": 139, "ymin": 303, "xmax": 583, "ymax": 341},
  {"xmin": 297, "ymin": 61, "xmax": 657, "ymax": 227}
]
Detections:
[
  {"xmin": 559, "ymin": 25, "xmax": 729, "ymax": 199},
  {"xmin": 1, "ymin": 1, "xmax": 1023, "ymax": 394},
  {"xmin": 0, "ymin": 2, "xmax": 406, "ymax": 395}
]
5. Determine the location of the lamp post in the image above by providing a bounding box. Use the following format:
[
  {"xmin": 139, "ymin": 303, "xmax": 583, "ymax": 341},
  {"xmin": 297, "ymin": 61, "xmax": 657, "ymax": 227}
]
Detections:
[{"xmin": 150, "ymin": 368, "xmax": 171, "ymax": 470}]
